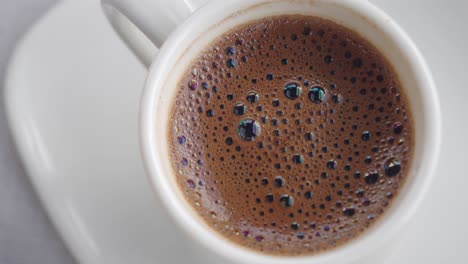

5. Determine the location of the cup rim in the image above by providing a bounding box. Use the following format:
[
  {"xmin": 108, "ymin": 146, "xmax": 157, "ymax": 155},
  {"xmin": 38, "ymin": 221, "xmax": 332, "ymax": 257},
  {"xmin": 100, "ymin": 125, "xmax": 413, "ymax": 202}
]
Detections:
[{"xmin": 140, "ymin": 0, "xmax": 441, "ymax": 263}]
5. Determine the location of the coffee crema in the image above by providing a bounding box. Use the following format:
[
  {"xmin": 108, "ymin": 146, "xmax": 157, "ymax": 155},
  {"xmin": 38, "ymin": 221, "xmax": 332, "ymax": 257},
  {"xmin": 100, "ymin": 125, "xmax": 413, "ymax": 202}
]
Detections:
[{"xmin": 168, "ymin": 15, "xmax": 413, "ymax": 256}]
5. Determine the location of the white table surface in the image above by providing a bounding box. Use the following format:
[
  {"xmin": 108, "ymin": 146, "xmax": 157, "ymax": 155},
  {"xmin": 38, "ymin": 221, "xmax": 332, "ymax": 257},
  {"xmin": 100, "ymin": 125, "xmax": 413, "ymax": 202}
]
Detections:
[
  {"xmin": 1, "ymin": 0, "xmax": 467, "ymax": 264},
  {"xmin": 0, "ymin": 0, "xmax": 76, "ymax": 264}
]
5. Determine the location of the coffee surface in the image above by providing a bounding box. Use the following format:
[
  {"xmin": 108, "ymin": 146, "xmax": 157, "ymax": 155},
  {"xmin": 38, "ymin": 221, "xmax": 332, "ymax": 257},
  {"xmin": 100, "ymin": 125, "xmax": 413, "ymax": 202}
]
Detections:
[{"xmin": 168, "ymin": 15, "xmax": 413, "ymax": 256}]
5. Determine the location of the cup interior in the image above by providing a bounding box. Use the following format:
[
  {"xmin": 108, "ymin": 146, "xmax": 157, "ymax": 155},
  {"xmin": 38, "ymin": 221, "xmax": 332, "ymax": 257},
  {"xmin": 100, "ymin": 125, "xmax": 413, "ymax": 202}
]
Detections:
[{"xmin": 141, "ymin": 0, "xmax": 440, "ymax": 263}]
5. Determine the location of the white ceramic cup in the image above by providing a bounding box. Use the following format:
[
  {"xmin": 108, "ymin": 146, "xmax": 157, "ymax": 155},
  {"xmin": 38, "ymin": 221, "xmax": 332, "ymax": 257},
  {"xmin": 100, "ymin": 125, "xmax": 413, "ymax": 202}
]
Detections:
[{"xmin": 101, "ymin": 0, "xmax": 441, "ymax": 263}]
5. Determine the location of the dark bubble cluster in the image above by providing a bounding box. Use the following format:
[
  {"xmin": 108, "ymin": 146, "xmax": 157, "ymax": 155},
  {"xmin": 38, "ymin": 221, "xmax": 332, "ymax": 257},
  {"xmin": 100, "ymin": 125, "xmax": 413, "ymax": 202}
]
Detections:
[{"xmin": 169, "ymin": 15, "xmax": 413, "ymax": 256}]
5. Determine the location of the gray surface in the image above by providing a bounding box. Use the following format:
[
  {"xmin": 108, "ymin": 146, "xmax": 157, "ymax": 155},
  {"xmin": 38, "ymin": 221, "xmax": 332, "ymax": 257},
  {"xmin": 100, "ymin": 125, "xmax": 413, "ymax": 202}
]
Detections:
[{"xmin": 0, "ymin": 0, "xmax": 76, "ymax": 263}]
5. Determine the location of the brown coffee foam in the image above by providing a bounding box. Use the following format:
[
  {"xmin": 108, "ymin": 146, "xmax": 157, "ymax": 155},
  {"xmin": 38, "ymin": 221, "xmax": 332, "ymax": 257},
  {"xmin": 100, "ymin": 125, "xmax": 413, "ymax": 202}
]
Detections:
[{"xmin": 168, "ymin": 15, "xmax": 413, "ymax": 256}]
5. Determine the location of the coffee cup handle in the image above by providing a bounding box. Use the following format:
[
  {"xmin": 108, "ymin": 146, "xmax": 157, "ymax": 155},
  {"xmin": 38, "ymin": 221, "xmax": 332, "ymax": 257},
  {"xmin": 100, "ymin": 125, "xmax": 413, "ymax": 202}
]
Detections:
[{"xmin": 101, "ymin": 0, "xmax": 209, "ymax": 68}]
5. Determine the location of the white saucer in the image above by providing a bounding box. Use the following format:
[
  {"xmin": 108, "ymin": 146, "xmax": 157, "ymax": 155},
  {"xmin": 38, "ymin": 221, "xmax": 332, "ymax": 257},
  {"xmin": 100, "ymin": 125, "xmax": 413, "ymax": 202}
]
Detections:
[{"xmin": 5, "ymin": 0, "xmax": 468, "ymax": 263}]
